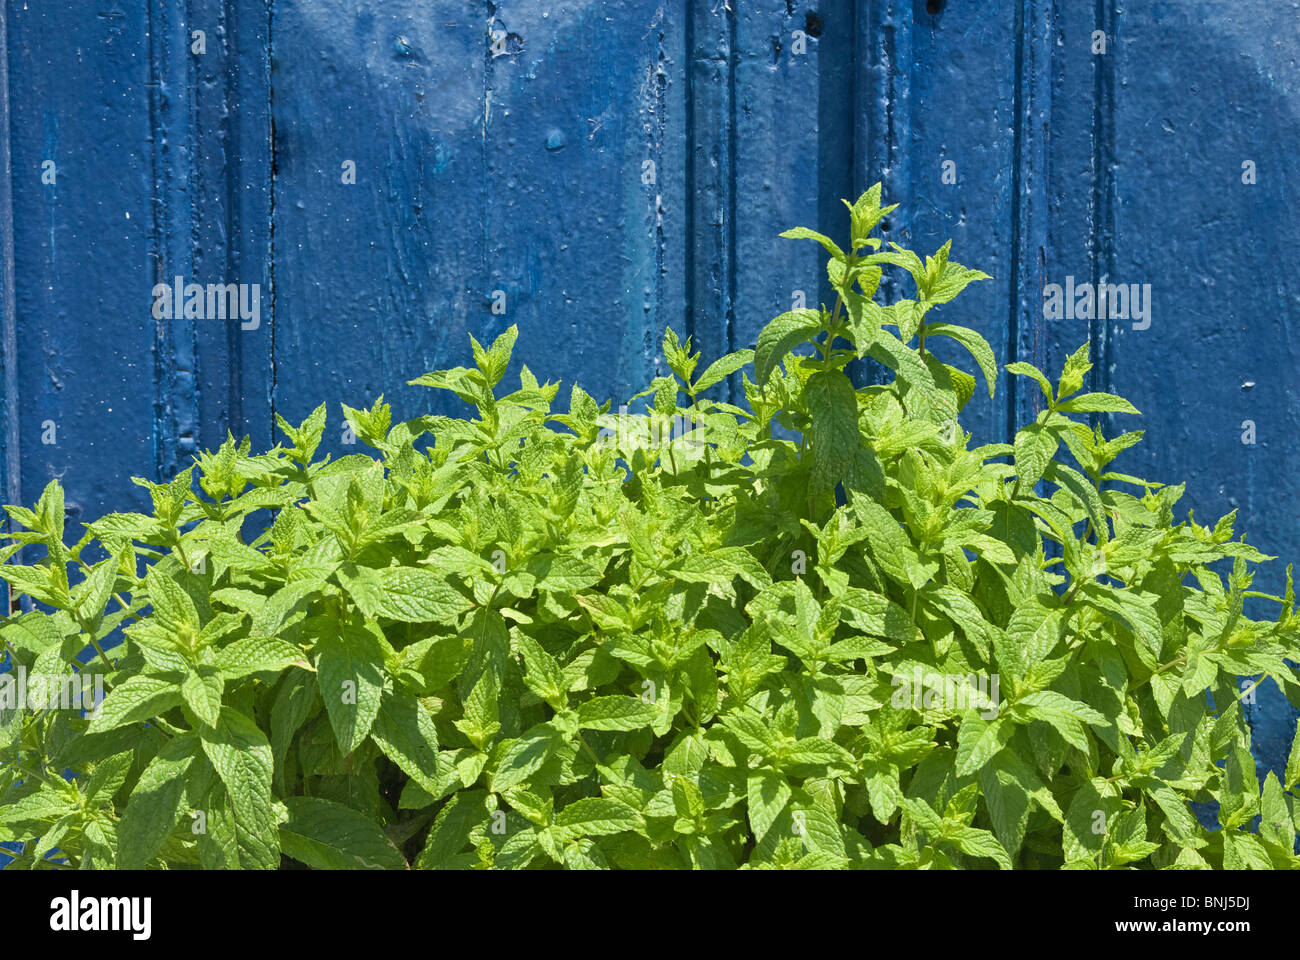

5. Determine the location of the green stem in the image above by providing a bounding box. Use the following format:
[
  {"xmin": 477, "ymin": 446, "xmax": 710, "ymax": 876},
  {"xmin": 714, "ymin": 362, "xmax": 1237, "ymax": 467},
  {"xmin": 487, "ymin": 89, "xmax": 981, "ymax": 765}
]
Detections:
[
  {"xmin": 1061, "ymin": 577, "xmax": 1085, "ymax": 608},
  {"xmin": 76, "ymin": 557, "xmax": 137, "ymax": 624},
  {"xmin": 86, "ymin": 636, "xmax": 116, "ymax": 678},
  {"xmin": 73, "ymin": 612, "xmax": 117, "ymax": 678},
  {"xmin": 575, "ymin": 731, "xmax": 602, "ymax": 767},
  {"xmin": 823, "ymin": 289, "xmax": 846, "ymax": 370},
  {"xmin": 5, "ymin": 762, "xmax": 52, "ymax": 785},
  {"xmin": 1128, "ymin": 655, "xmax": 1188, "ymax": 695},
  {"xmin": 3, "ymin": 847, "xmax": 74, "ymax": 870},
  {"xmin": 687, "ymin": 387, "xmax": 713, "ymax": 480}
]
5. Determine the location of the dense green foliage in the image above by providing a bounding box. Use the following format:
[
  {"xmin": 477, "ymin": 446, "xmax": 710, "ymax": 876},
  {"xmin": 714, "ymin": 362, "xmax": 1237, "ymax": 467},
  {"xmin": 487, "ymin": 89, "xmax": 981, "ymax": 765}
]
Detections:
[{"xmin": 2, "ymin": 186, "xmax": 1299, "ymax": 870}]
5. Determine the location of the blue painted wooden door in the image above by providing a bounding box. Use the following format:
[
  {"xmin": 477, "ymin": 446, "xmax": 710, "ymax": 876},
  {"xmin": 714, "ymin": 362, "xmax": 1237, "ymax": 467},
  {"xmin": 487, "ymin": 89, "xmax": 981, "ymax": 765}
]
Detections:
[{"xmin": 1, "ymin": 1, "xmax": 1297, "ymax": 771}]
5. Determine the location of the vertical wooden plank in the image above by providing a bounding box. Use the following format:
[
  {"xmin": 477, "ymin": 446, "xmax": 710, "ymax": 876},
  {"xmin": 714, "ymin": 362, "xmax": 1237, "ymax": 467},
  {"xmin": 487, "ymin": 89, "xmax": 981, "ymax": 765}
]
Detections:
[
  {"xmin": 859, "ymin": 0, "xmax": 912, "ymax": 347},
  {"xmin": 658, "ymin": 1, "xmax": 691, "ymax": 373},
  {"xmin": 147, "ymin": 0, "xmax": 197, "ymax": 481},
  {"xmin": 479, "ymin": 0, "xmax": 671, "ymax": 406},
  {"xmin": 188, "ymin": 0, "xmax": 274, "ymax": 452},
  {"xmin": 874, "ymin": 0, "xmax": 1027, "ymax": 444},
  {"xmin": 810, "ymin": 0, "xmax": 858, "ymax": 296},
  {"xmin": 732, "ymin": 0, "xmax": 839, "ymax": 389},
  {"xmin": 0, "ymin": 2, "xmax": 19, "ymax": 527},
  {"xmin": 269, "ymin": 0, "xmax": 487, "ymax": 444},
  {"xmin": 1105, "ymin": 0, "xmax": 1300, "ymax": 775},
  {"xmin": 0, "ymin": 1, "xmax": 18, "ymax": 625},
  {"xmin": 1043, "ymin": 0, "xmax": 1110, "ymax": 410},
  {"xmin": 685, "ymin": 0, "xmax": 735, "ymax": 386},
  {"xmin": 1007, "ymin": 0, "xmax": 1053, "ymax": 436},
  {"xmin": 233, "ymin": 0, "xmax": 275, "ymax": 450},
  {"xmin": 6, "ymin": 2, "xmax": 160, "ymax": 528}
]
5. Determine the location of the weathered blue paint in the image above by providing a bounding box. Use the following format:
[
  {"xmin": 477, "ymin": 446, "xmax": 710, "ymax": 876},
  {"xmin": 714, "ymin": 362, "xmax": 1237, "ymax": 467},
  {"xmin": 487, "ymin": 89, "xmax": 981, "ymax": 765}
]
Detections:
[
  {"xmin": 1097, "ymin": 2, "xmax": 1300, "ymax": 781},
  {"xmin": 0, "ymin": 1, "xmax": 1297, "ymax": 778},
  {"xmin": 5, "ymin": 2, "xmax": 160, "ymax": 533}
]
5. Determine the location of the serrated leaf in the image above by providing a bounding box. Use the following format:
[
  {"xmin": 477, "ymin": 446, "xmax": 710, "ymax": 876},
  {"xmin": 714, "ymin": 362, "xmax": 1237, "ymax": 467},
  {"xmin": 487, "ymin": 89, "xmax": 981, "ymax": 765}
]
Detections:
[
  {"xmin": 341, "ymin": 566, "xmax": 474, "ymax": 623},
  {"xmin": 371, "ymin": 689, "xmax": 441, "ymax": 794},
  {"xmin": 280, "ymin": 796, "xmax": 406, "ymax": 870},
  {"xmin": 754, "ymin": 310, "xmax": 824, "ymax": 385},
  {"xmin": 86, "ymin": 675, "xmax": 184, "ymax": 734},
  {"xmin": 576, "ymin": 695, "xmax": 659, "ymax": 731},
  {"xmin": 806, "ymin": 370, "xmax": 860, "ymax": 495},
  {"xmin": 216, "ymin": 636, "xmax": 310, "ymax": 680},
  {"xmin": 554, "ymin": 797, "xmax": 643, "ymax": 839},
  {"xmin": 1056, "ymin": 392, "xmax": 1140, "ymax": 416},
  {"xmin": 181, "ymin": 668, "xmax": 224, "ymax": 729},
  {"xmin": 314, "ymin": 622, "xmax": 385, "ymax": 754},
  {"xmin": 525, "ymin": 553, "xmax": 604, "ymax": 592},
  {"xmin": 955, "ymin": 713, "xmax": 1010, "ymax": 777},
  {"xmin": 693, "ymin": 350, "xmax": 754, "ymax": 393},
  {"xmin": 1006, "ymin": 361, "xmax": 1054, "ymax": 405},
  {"xmin": 923, "ymin": 322, "xmax": 997, "ymax": 398},
  {"xmin": 416, "ymin": 790, "xmax": 489, "ymax": 868},
  {"xmin": 200, "ymin": 707, "xmax": 280, "ymax": 870},
  {"xmin": 779, "ymin": 227, "xmax": 845, "ymax": 262},
  {"xmin": 747, "ymin": 770, "xmax": 792, "ymax": 841},
  {"xmin": 1013, "ymin": 422, "xmax": 1058, "ymax": 491},
  {"xmin": 951, "ymin": 826, "xmax": 1012, "ymax": 869},
  {"xmin": 117, "ymin": 734, "xmax": 197, "ymax": 868},
  {"xmin": 491, "ymin": 728, "xmax": 561, "ymax": 793}
]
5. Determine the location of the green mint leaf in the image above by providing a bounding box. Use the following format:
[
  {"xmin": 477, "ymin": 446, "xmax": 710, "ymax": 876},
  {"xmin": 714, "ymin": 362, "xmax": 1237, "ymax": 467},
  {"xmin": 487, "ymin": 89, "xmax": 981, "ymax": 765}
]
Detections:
[
  {"xmin": 314, "ymin": 621, "xmax": 386, "ymax": 754},
  {"xmin": 339, "ymin": 565, "xmax": 474, "ymax": 624},
  {"xmin": 371, "ymin": 690, "xmax": 441, "ymax": 795},
  {"xmin": 922, "ymin": 322, "xmax": 997, "ymax": 398},
  {"xmin": 117, "ymin": 734, "xmax": 198, "ymax": 868},
  {"xmin": 86, "ymin": 675, "xmax": 184, "ymax": 735},
  {"xmin": 692, "ymin": 349, "xmax": 754, "ymax": 394},
  {"xmin": 280, "ymin": 796, "xmax": 407, "ymax": 870},
  {"xmin": 199, "ymin": 707, "xmax": 280, "ymax": 870},
  {"xmin": 779, "ymin": 226, "xmax": 846, "ymax": 262},
  {"xmin": 576, "ymin": 695, "xmax": 660, "ymax": 732},
  {"xmin": 1055, "ymin": 392, "xmax": 1141, "ymax": 416},
  {"xmin": 754, "ymin": 309, "xmax": 823, "ymax": 385},
  {"xmin": 805, "ymin": 370, "xmax": 860, "ymax": 495},
  {"xmin": 1005, "ymin": 361, "xmax": 1054, "ymax": 406}
]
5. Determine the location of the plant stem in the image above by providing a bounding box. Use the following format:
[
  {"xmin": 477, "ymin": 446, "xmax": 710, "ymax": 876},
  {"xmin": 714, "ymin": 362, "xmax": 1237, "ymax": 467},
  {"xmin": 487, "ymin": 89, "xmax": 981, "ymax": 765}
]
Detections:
[
  {"xmin": 575, "ymin": 731, "xmax": 602, "ymax": 767},
  {"xmin": 72, "ymin": 612, "xmax": 117, "ymax": 678}
]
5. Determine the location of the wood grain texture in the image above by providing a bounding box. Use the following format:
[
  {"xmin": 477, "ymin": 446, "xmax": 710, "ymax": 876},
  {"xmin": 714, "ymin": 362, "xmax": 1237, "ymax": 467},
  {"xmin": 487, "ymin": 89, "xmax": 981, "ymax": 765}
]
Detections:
[
  {"xmin": 5, "ymin": 2, "xmax": 160, "ymax": 528},
  {"xmin": 1101, "ymin": 2, "xmax": 1300, "ymax": 777}
]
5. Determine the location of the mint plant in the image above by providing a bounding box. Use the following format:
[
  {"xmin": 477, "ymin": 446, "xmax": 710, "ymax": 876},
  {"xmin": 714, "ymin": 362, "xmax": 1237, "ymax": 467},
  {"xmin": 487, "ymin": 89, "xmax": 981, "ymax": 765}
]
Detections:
[{"xmin": 2, "ymin": 185, "xmax": 1299, "ymax": 870}]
